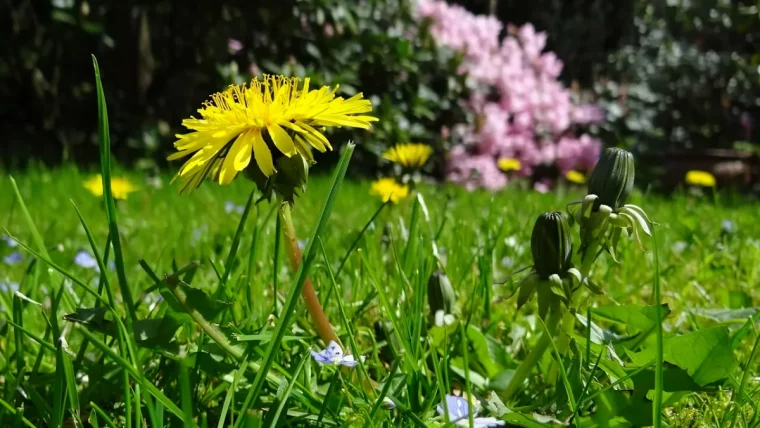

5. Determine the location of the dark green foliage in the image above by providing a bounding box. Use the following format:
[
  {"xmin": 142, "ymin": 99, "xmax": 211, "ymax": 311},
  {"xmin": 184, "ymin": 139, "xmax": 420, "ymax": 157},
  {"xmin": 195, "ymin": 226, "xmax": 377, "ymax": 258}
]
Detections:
[
  {"xmin": 0, "ymin": 0, "xmax": 466, "ymax": 176},
  {"xmin": 595, "ymin": 0, "xmax": 760, "ymax": 156}
]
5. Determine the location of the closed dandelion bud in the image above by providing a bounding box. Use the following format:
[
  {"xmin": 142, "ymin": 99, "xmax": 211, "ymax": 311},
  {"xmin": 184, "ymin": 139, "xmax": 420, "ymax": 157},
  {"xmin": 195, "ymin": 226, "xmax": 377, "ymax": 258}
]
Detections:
[
  {"xmin": 587, "ymin": 148, "xmax": 635, "ymax": 210},
  {"xmin": 427, "ymin": 270, "xmax": 455, "ymax": 316},
  {"xmin": 531, "ymin": 212, "xmax": 573, "ymax": 279},
  {"xmin": 244, "ymin": 152, "xmax": 310, "ymax": 203}
]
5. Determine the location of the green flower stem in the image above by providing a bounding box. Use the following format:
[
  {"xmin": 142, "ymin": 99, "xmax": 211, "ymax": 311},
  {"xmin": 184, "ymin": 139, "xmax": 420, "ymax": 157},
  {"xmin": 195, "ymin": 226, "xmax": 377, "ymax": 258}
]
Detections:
[
  {"xmin": 165, "ymin": 276, "xmax": 245, "ymax": 361},
  {"xmin": 165, "ymin": 275, "xmax": 286, "ymax": 386},
  {"xmin": 552, "ymin": 238, "xmax": 602, "ymax": 372},
  {"xmin": 504, "ymin": 307, "xmax": 562, "ymax": 400},
  {"xmin": 279, "ymin": 202, "xmax": 340, "ymax": 346}
]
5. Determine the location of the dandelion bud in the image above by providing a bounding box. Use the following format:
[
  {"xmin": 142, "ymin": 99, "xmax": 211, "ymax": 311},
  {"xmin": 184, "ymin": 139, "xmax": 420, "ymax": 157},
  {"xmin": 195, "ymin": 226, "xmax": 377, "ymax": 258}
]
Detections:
[
  {"xmin": 587, "ymin": 148, "xmax": 635, "ymax": 210},
  {"xmin": 427, "ymin": 270, "xmax": 455, "ymax": 316},
  {"xmin": 244, "ymin": 152, "xmax": 310, "ymax": 203},
  {"xmin": 530, "ymin": 212, "xmax": 573, "ymax": 279}
]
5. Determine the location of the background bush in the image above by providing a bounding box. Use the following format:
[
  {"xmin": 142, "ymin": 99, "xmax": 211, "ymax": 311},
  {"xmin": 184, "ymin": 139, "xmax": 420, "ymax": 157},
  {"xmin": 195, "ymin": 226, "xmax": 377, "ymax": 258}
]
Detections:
[
  {"xmin": 2, "ymin": 0, "xmax": 758, "ymax": 183},
  {"xmin": 594, "ymin": 0, "xmax": 760, "ymax": 155},
  {"xmin": 0, "ymin": 0, "xmax": 467, "ymax": 177}
]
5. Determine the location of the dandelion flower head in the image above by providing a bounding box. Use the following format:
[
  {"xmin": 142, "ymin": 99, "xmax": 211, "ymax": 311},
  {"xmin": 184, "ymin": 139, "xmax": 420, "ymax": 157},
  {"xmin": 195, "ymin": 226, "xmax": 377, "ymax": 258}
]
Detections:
[
  {"xmin": 169, "ymin": 75, "xmax": 377, "ymax": 191},
  {"xmin": 383, "ymin": 143, "xmax": 433, "ymax": 168},
  {"xmin": 83, "ymin": 175, "xmax": 137, "ymax": 200},
  {"xmin": 497, "ymin": 158, "xmax": 521, "ymax": 172},
  {"xmin": 565, "ymin": 170, "xmax": 586, "ymax": 184},
  {"xmin": 371, "ymin": 178, "xmax": 409, "ymax": 204},
  {"xmin": 685, "ymin": 170, "xmax": 716, "ymax": 187}
]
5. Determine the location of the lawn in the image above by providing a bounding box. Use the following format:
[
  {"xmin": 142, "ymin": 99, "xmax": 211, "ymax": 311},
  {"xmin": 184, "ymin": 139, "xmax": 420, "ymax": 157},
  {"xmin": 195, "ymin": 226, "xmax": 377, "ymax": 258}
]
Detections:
[{"xmin": 1, "ymin": 161, "xmax": 758, "ymax": 427}]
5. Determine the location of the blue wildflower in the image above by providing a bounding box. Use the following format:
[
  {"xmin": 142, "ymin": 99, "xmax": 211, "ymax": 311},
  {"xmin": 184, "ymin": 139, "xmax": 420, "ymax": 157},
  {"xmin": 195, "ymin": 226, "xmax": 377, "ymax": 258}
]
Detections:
[
  {"xmin": 74, "ymin": 251, "xmax": 99, "ymax": 270},
  {"xmin": 437, "ymin": 395, "xmax": 504, "ymax": 427},
  {"xmin": 381, "ymin": 397, "xmax": 396, "ymax": 410},
  {"xmin": 310, "ymin": 341, "xmax": 363, "ymax": 367},
  {"xmin": 0, "ymin": 281, "xmax": 20, "ymax": 293},
  {"xmin": 3, "ymin": 252, "xmax": 22, "ymax": 265},
  {"xmin": 224, "ymin": 201, "xmax": 244, "ymax": 215},
  {"xmin": 1, "ymin": 234, "xmax": 18, "ymax": 248}
]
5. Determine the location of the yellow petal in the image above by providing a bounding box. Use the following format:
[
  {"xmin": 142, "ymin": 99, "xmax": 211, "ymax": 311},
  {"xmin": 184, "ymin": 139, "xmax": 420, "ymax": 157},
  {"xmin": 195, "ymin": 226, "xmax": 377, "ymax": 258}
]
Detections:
[
  {"xmin": 252, "ymin": 129, "xmax": 276, "ymax": 177},
  {"xmin": 294, "ymin": 135, "xmax": 315, "ymax": 163},
  {"xmin": 218, "ymin": 130, "xmax": 253, "ymax": 184},
  {"xmin": 267, "ymin": 123, "xmax": 296, "ymax": 157}
]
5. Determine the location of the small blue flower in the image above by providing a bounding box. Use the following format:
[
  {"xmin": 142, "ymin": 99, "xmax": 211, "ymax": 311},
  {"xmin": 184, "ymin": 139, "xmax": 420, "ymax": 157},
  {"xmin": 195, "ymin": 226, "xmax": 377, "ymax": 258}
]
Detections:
[
  {"xmin": 721, "ymin": 219, "xmax": 736, "ymax": 235},
  {"xmin": 381, "ymin": 397, "xmax": 396, "ymax": 410},
  {"xmin": 671, "ymin": 241, "xmax": 688, "ymax": 255},
  {"xmin": 310, "ymin": 341, "xmax": 363, "ymax": 367},
  {"xmin": 1, "ymin": 234, "xmax": 18, "ymax": 248},
  {"xmin": 74, "ymin": 251, "xmax": 99, "ymax": 270},
  {"xmin": 437, "ymin": 395, "xmax": 504, "ymax": 427},
  {"xmin": 107, "ymin": 260, "xmax": 116, "ymax": 271},
  {"xmin": 0, "ymin": 281, "xmax": 20, "ymax": 293},
  {"xmin": 3, "ymin": 252, "xmax": 23, "ymax": 265},
  {"xmin": 191, "ymin": 224, "xmax": 208, "ymax": 244},
  {"xmin": 224, "ymin": 201, "xmax": 245, "ymax": 215}
]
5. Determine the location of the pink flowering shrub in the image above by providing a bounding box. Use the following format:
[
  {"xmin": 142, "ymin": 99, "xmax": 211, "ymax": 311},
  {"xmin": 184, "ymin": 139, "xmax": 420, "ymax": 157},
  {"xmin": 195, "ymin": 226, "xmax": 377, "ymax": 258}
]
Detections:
[{"xmin": 418, "ymin": 0, "xmax": 603, "ymax": 191}]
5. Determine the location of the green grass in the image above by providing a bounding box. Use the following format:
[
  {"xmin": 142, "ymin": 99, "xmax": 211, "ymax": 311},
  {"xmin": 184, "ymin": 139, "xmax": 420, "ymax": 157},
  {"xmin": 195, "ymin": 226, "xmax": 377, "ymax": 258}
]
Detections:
[{"xmin": 1, "ymin": 163, "xmax": 759, "ymax": 427}]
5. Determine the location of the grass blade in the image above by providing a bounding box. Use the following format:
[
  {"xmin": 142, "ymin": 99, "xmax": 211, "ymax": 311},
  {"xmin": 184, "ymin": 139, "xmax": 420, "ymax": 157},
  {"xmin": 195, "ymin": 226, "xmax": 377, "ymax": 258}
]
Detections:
[
  {"xmin": 651, "ymin": 225, "xmax": 663, "ymax": 428},
  {"xmin": 234, "ymin": 142, "xmax": 356, "ymax": 428},
  {"xmin": 92, "ymin": 55, "xmax": 136, "ymax": 324}
]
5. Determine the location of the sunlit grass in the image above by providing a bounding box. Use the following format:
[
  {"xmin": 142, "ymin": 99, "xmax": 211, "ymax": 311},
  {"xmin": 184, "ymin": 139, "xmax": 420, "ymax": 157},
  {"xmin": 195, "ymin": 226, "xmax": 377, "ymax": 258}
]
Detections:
[{"xmin": 1, "ymin": 164, "xmax": 759, "ymax": 426}]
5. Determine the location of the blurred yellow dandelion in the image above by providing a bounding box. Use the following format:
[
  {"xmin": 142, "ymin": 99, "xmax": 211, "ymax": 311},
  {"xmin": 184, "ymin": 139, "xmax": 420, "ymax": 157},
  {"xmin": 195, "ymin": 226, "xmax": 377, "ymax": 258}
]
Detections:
[
  {"xmin": 685, "ymin": 170, "xmax": 716, "ymax": 187},
  {"xmin": 168, "ymin": 75, "xmax": 377, "ymax": 191},
  {"xmin": 382, "ymin": 143, "xmax": 433, "ymax": 168},
  {"xmin": 370, "ymin": 178, "xmax": 409, "ymax": 203},
  {"xmin": 565, "ymin": 170, "xmax": 586, "ymax": 184},
  {"xmin": 83, "ymin": 175, "xmax": 137, "ymax": 200},
  {"xmin": 497, "ymin": 158, "xmax": 521, "ymax": 172}
]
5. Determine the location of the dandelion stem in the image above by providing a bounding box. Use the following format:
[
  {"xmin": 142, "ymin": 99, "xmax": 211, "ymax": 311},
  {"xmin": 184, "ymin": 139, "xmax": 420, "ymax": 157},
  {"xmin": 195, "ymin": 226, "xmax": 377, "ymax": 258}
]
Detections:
[
  {"xmin": 504, "ymin": 307, "xmax": 562, "ymax": 400},
  {"xmin": 279, "ymin": 202, "xmax": 340, "ymax": 346}
]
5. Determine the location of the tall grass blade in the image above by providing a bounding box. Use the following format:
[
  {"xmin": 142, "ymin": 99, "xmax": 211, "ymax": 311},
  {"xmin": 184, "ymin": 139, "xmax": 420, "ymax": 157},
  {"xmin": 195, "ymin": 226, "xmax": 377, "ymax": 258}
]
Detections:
[
  {"xmin": 651, "ymin": 225, "xmax": 663, "ymax": 428},
  {"xmin": 91, "ymin": 55, "xmax": 136, "ymax": 324},
  {"xmin": 234, "ymin": 142, "xmax": 356, "ymax": 428}
]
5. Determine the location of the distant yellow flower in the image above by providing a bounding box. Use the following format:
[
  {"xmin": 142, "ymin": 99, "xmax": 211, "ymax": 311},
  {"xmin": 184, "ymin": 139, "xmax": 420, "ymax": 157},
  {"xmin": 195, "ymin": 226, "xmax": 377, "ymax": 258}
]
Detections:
[
  {"xmin": 83, "ymin": 175, "xmax": 137, "ymax": 200},
  {"xmin": 497, "ymin": 158, "xmax": 521, "ymax": 172},
  {"xmin": 168, "ymin": 75, "xmax": 377, "ymax": 191},
  {"xmin": 685, "ymin": 170, "xmax": 716, "ymax": 187},
  {"xmin": 382, "ymin": 143, "xmax": 433, "ymax": 168},
  {"xmin": 370, "ymin": 178, "xmax": 409, "ymax": 203},
  {"xmin": 565, "ymin": 170, "xmax": 586, "ymax": 184}
]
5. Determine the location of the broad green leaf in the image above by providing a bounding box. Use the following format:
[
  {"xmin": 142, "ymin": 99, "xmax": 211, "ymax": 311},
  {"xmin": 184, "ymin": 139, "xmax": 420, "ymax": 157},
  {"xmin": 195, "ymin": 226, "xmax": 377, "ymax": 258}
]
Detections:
[
  {"xmin": 593, "ymin": 304, "xmax": 670, "ymax": 333},
  {"xmin": 630, "ymin": 327, "xmax": 737, "ymax": 386},
  {"xmin": 159, "ymin": 280, "xmax": 231, "ymax": 321},
  {"xmin": 64, "ymin": 308, "xmax": 181, "ymax": 350},
  {"xmin": 466, "ymin": 325, "xmax": 502, "ymax": 378}
]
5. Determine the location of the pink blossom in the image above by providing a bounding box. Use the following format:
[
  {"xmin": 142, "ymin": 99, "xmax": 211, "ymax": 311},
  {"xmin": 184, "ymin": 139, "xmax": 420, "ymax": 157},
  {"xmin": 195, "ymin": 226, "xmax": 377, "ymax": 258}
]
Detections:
[
  {"xmin": 418, "ymin": 0, "xmax": 605, "ymax": 191},
  {"xmin": 248, "ymin": 62, "xmax": 261, "ymax": 77},
  {"xmin": 534, "ymin": 179, "xmax": 552, "ymax": 193},
  {"xmin": 227, "ymin": 39, "xmax": 243, "ymax": 55},
  {"xmin": 324, "ymin": 23, "xmax": 335, "ymax": 37}
]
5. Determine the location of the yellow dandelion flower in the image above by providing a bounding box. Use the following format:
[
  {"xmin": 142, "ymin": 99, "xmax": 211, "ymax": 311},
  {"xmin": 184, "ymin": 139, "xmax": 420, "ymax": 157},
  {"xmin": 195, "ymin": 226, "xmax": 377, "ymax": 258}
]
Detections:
[
  {"xmin": 83, "ymin": 175, "xmax": 137, "ymax": 200},
  {"xmin": 565, "ymin": 170, "xmax": 586, "ymax": 184},
  {"xmin": 168, "ymin": 75, "xmax": 378, "ymax": 191},
  {"xmin": 685, "ymin": 170, "xmax": 716, "ymax": 187},
  {"xmin": 370, "ymin": 178, "xmax": 409, "ymax": 204},
  {"xmin": 497, "ymin": 158, "xmax": 521, "ymax": 172},
  {"xmin": 382, "ymin": 143, "xmax": 433, "ymax": 168}
]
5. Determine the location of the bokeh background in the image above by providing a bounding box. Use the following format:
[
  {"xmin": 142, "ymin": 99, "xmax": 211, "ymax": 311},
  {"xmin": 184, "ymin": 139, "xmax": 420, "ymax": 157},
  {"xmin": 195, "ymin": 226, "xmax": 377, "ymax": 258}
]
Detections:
[{"xmin": 2, "ymin": 0, "xmax": 759, "ymax": 193}]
